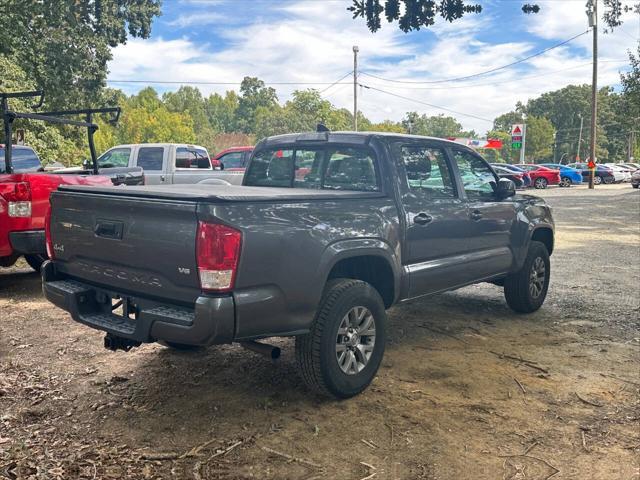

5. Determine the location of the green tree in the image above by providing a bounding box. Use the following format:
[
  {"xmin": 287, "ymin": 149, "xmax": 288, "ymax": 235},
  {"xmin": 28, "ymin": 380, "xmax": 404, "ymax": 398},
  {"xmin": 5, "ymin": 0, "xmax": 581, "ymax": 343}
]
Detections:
[
  {"xmin": 524, "ymin": 115, "xmax": 555, "ymax": 162},
  {"xmin": 163, "ymin": 86, "xmax": 216, "ymax": 150},
  {"xmin": 0, "ymin": 0, "xmax": 161, "ymax": 109},
  {"xmin": 349, "ymin": 0, "xmax": 637, "ymax": 33},
  {"xmin": 402, "ymin": 112, "xmax": 470, "ymax": 138},
  {"xmin": 236, "ymin": 77, "xmax": 278, "ymax": 133},
  {"xmin": 619, "ymin": 45, "xmax": 640, "ymax": 160},
  {"xmin": 206, "ymin": 91, "xmax": 239, "ymax": 133}
]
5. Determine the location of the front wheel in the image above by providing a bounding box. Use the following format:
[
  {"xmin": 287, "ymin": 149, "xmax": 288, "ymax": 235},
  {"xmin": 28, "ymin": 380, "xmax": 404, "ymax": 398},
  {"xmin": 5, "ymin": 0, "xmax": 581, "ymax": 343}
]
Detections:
[
  {"xmin": 593, "ymin": 175, "xmax": 603, "ymax": 185},
  {"xmin": 603, "ymin": 176, "xmax": 614, "ymax": 185},
  {"xmin": 633, "ymin": 184, "xmax": 639, "ymax": 189},
  {"xmin": 504, "ymin": 241, "xmax": 550, "ymax": 313},
  {"xmin": 534, "ymin": 177, "xmax": 548, "ymax": 189},
  {"xmin": 24, "ymin": 254, "xmax": 47, "ymax": 272},
  {"xmin": 296, "ymin": 279, "xmax": 386, "ymax": 399}
]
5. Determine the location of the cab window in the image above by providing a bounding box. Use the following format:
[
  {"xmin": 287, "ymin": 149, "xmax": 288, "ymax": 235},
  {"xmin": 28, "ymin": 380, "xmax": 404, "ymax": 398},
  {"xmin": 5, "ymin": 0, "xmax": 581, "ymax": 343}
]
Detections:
[
  {"xmin": 97, "ymin": 148, "xmax": 131, "ymax": 168},
  {"xmin": 399, "ymin": 144, "xmax": 455, "ymax": 198},
  {"xmin": 176, "ymin": 147, "xmax": 211, "ymax": 169},
  {"xmin": 136, "ymin": 147, "xmax": 164, "ymax": 171},
  {"xmin": 451, "ymin": 148, "xmax": 497, "ymax": 199}
]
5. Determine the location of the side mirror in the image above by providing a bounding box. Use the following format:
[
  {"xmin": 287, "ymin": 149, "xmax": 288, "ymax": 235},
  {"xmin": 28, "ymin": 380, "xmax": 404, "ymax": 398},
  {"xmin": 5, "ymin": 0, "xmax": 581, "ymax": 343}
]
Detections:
[
  {"xmin": 219, "ymin": 162, "xmax": 225, "ymax": 170},
  {"xmin": 82, "ymin": 159, "xmax": 92, "ymax": 170},
  {"xmin": 496, "ymin": 177, "xmax": 516, "ymax": 199}
]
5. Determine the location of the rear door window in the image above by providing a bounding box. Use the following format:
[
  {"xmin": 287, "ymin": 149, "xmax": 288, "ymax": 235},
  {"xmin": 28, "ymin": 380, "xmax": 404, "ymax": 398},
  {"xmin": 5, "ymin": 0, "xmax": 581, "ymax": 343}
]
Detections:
[
  {"xmin": 399, "ymin": 144, "xmax": 455, "ymax": 198},
  {"xmin": 244, "ymin": 146, "xmax": 380, "ymax": 192},
  {"xmin": 135, "ymin": 147, "xmax": 164, "ymax": 171},
  {"xmin": 176, "ymin": 147, "xmax": 211, "ymax": 169}
]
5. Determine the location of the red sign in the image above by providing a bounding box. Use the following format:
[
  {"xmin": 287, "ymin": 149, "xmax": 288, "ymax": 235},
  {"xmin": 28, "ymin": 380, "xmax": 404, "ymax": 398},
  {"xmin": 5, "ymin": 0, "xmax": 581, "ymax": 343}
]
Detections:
[
  {"xmin": 512, "ymin": 126, "xmax": 522, "ymax": 134},
  {"xmin": 587, "ymin": 160, "xmax": 596, "ymax": 169}
]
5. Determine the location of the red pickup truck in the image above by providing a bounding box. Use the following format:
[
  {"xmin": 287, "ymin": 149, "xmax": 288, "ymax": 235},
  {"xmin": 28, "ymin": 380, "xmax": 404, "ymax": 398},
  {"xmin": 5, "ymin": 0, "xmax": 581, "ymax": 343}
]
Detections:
[{"xmin": 0, "ymin": 91, "xmax": 119, "ymax": 271}]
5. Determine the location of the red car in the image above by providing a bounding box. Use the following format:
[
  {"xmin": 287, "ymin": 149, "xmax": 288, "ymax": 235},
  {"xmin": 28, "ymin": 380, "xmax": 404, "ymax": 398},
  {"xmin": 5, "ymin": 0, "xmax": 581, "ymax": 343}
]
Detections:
[
  {"xmin": 521, "ymin": 164, "xmax": 561, "ymax": 189},
  {"xmin": 211, "ymin": 146, "xmax": 253, "ymax": 171}
]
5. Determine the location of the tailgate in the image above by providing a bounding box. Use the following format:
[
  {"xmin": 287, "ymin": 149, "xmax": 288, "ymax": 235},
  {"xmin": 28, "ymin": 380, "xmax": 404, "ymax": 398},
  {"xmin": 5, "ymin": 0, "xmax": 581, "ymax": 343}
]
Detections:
[{"xmin": 50, "ymin": 190, "xmax": 200, "ymax": 304}]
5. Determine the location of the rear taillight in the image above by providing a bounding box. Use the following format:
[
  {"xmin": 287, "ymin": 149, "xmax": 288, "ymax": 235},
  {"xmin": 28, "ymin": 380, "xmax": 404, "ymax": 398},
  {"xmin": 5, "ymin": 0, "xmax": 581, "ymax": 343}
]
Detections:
[
  {"xmin": 45, "ymin": 205, "xmax": 54, "ymax": 259},
  {"xmin": 5, "ymin": 182, "xmax": 32, "ymax": 217},
  {"xmin": 196, "ymin": 222, "xmax": 242, "ymax": 292}
]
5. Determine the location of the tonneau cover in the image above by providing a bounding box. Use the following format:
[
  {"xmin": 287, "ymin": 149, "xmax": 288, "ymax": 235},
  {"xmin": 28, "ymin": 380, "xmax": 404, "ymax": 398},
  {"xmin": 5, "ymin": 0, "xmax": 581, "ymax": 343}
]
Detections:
[{"xmin": 57, "ymin": 184, "xmax": 385, "ymax": 202}]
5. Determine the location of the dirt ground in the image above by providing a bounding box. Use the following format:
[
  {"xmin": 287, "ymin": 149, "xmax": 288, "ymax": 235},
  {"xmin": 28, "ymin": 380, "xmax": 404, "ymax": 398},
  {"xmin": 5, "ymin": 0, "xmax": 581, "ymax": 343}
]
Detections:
[{"xmin": 1, "ymin": 184, "xmax": 639, "ymax": 480}]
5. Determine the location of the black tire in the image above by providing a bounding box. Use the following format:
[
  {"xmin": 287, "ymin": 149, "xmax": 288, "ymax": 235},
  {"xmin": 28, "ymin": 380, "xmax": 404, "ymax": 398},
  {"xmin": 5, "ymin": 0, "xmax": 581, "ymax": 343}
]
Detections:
[
  {"xmin": 534, "ymin": 177, "xmax": 548, "ymax": 189},
  {"xmin": 159, "ymin": 341, "xmax": 203, "ymax": 351},
  {"xmin": 504, "ymin": 241, "xmax": 550, "ymax": 314},
  {"xmin": 593, "ymin": 175, "xmax": 603, "ymax": 185},
  {"xmin": 603, "ymin": 176, "xmax": 614, "ymax": 185},
  {"xmin": 633, "ymin": 184, "xmax": 639, "ymax": 189},
  {"xmin": 295, "ymin": 279, "xmax": 386, "ymax": 399},
  {"xmin": 24, "ymin": 254, "xmax": 47, "ymax": 272}
]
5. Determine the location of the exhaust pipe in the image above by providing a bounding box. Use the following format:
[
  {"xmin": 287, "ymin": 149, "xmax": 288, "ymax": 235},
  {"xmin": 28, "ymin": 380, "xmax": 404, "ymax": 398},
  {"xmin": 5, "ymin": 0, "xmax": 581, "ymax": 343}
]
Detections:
[{"xmin": 240, "ymin": 341, "xmax": 281, "ymax": 360}]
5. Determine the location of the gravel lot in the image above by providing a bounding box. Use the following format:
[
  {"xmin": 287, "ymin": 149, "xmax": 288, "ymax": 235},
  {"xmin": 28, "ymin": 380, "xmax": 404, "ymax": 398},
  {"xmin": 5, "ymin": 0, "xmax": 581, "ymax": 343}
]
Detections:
[{"xmin": 1, "ymin": 184, "xmax": 639, "ymax": 480}]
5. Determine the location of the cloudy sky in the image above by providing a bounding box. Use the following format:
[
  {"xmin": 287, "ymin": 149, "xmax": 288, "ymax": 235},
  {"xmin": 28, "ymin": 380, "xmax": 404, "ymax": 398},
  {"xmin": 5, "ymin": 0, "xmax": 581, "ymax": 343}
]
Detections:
[{"xmin": 107, "ymin": 0, "xmax": 639, "ymax": 134}]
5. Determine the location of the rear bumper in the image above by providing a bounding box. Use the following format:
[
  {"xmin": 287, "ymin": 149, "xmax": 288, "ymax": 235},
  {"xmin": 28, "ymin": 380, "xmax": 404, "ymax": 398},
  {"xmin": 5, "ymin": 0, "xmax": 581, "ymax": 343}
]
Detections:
[
  {"xmin": 41, "ymin": 261, "xmax": 235, "ymax": 346},
  {"xmin": 9, "ymin": 230, "xmax": 46, "ymax": 255}
]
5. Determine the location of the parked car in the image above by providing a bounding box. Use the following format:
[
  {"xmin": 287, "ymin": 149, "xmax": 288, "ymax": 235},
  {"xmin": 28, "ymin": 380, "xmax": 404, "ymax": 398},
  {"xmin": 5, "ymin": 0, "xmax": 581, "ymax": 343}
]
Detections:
[
  {"xmin": 520, "ymin": 164, "xmax": 561, "ymax": 189},
  {"xmin": 491, "ymin": 163, "xmax": 532, "ymax": 187},
  {"xmin": 491, "ymin": 165, "xmax": 525, "ymax": 188},
  {"xmin": 603, "ymin": 164, "xmax": 632, "ymax": 182},
  {"xmin": 43, "ymin": 131, "xmax": 555, "ymax": 399},
  {"xmin": 96, "ymin": 143, "xmax": 243, "ymax": 185},
  {"xmin": 566, "ymin": 163, "xmax": 616, "ymax": 185},
  {"xmin": 211, "ymin": 146, "xmax": 253, "ymax": 172},
  {"xmin": 632, "ymin": 169, "xmax": 640, "ymax": 188},
  {"xmin": 539, "ymin": 163, "xmax": 583, "ymax": 187},
  {"xmin": 621, "ymin": 163, "xmax": 640, "ymax": 171}
]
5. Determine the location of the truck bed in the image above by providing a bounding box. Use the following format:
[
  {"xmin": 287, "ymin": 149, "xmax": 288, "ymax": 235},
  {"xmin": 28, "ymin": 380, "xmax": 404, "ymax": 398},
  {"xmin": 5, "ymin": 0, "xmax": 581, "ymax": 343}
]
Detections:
[{"xmin": 58, "ymin": 184, "xmax": 385, "ymax": 202}]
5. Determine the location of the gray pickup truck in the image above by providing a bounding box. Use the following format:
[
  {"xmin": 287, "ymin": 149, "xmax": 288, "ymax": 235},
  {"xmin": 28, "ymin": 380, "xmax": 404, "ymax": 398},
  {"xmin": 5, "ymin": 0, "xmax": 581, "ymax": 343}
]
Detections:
[{"xmin": 42, "ymin": 132, "xmax": 554, "ymax": 398}]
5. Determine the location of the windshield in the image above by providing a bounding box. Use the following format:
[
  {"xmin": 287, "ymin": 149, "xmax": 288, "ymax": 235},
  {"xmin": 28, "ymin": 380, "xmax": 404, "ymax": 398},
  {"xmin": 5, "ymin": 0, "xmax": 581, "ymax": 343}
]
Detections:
[
  {"xmin": 97, "ymin": 147, "xmax": 131, "ymax": 168},
  {"xmin": 0, "ymin": 147, "xmax": 42, "ymax": 173}
]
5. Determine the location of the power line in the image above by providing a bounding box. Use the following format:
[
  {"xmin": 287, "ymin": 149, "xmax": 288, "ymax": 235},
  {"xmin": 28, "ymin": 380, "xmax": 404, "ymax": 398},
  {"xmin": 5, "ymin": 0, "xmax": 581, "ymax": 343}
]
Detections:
[
  {"xmin": 360, "ymin": 29, "xmax": 591, "ymax": 85},
  {"xmin": 319, "ymin": 71, "xmax": 354, "ymax": 94},
  {"xmin": 359, "ymin": 83, "xmax": 493, "ymax": 123},
  {"xmin": 359, "ymin": 59, "xmax": 629, "ymax": 91}
]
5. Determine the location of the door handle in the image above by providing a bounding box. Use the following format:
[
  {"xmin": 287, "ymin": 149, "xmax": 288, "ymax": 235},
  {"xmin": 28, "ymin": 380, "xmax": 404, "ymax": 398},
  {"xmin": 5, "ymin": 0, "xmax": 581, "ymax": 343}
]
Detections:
[
  {"xmin": 160, "ymin": 175, "xmax": 166, "ymax": 182},
  {"xmin": 413, "ymin": 212, "xmax": 433, "ymax": 225},
  {"xmin": 470, "ymin": 210, "xmax": 483, "ymax": 221}
]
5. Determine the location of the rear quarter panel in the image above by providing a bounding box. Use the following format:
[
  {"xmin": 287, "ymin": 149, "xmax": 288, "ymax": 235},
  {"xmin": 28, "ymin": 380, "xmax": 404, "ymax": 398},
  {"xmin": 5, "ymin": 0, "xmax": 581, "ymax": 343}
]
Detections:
[{"xmin": 199, "ymin": 196, "xmax": 401, "ymax": 339}]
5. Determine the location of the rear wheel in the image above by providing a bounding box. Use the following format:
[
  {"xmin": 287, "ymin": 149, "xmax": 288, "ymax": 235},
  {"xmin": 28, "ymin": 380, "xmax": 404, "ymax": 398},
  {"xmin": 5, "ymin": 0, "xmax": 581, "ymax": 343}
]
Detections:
[
  {"xmin": 296, "ymin": 279, "xmax": 386, "ymax": 398},
  {"xmin": 534, "ymin": 177, "xmax": 548, "ymax": 189},
  {"xmin": 633, "ymin": 184, "xmax": 639, "ymax": 189},
  {"xmin": 24, "ymin": 254, "xmax": 47, "ymax": 272},
  {"xmin": 504, "ymin": 241, "xmax": 550, "ymax": 313},
  {"xmin": 604, "ymin": 176, "xmax": 614, "ymax": 184},
  {"xmin": 594, "ymin": 175, "xmax": 603, "ymax": 185},
  {"xmin": 560, "ymin": 177, "xmax": 572, "ymax": 187}
]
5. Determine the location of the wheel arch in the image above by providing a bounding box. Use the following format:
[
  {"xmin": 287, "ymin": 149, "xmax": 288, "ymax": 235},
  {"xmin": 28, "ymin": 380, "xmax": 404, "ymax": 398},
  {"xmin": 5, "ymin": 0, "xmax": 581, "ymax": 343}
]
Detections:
[
  {"xmin": 531, "ymin": 226, "xmax": 554, "ymax": 255},
  {"xmin": 320, "ymin": 240, "xmax": 401, "ymax": 309}
]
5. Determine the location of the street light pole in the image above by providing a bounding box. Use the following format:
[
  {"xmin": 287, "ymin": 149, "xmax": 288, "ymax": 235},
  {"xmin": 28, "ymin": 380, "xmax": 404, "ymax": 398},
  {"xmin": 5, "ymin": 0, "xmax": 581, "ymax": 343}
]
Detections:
[
  {"xmin": 587, "ymin": 0, "xmax": 598, "ymax": 189},
  {"xmin": 353, "ymin": 45, "xmax": 359, "ymax": 132}
]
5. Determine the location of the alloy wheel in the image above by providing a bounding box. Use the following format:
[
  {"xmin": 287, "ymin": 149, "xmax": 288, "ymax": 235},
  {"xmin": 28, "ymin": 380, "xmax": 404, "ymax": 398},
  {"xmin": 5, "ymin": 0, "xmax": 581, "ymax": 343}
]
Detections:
[
  {"xmin": 335, "ymin": 306, "xmax": 376, "ymax": 375},
  {"xmin": 529, "ymin": 257, "xmax": 546, "ymax": 299}
]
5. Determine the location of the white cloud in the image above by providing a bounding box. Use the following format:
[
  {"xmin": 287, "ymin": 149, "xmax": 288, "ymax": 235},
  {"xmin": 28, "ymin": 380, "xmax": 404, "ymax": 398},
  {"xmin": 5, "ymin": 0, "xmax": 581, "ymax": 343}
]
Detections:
[
  {"xmin": 166, "ymin": 12, "xmax": 227, "ymax": 28},
  {"xmin": 108, "ymin": 1, "xmax": 637, "ymax": 134}
]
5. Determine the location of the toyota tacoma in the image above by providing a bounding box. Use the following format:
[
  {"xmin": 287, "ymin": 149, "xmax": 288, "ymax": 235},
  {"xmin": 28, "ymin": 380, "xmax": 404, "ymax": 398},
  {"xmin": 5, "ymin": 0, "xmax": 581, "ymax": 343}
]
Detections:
[{"xmin": 42, "ymin": 131, "xmax": 554, "ymax": 398}]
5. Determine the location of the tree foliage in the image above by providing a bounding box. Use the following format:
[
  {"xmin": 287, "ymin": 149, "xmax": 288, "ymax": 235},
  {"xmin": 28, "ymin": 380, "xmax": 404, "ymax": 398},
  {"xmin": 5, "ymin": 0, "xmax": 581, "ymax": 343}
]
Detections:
[
  {"xmin": 349, "ymin": 0, "xmax": 639, "ymax": 33},
  {"xmin": 0, "ymin": 0, "xmax": 161, "ymax": 109}
]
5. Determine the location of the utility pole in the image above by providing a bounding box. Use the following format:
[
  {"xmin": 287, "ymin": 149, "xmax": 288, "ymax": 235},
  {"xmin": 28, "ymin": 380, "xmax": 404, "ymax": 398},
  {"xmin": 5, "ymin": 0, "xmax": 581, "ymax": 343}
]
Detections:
[
  {"xmin": 576, "ymin": 113, "xmax": 584, "ymax": 162},
  {"xmin": 519, "ymin": 124, "xmax": 527, "ymax": 164},
  {"xmin": 353, "ymin": 45, "xmax": 359, "ymax": 132},
  {"xmin": 587, "ymin": 0, "xmax": 598, "ymax": 189},
  {"xmin": 630, "ymin": 130, "xmax": 636, "ymax": 162}
]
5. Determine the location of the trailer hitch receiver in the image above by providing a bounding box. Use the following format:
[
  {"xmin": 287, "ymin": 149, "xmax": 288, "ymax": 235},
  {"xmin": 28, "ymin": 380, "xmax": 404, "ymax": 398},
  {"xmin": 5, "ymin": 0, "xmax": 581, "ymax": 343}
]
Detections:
[{"xmin": 104, "ymin": 333, "xmax": 141, "ymax": 352}]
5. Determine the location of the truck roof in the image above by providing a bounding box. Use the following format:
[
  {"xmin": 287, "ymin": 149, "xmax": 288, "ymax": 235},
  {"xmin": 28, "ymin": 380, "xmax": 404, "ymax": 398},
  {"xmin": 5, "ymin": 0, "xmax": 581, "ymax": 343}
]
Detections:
[
  {"xmin": 106, "ymin": 143, "xmax": 208, "ymax": 150},
  {"xmin": 257, "ymin": 131, "xmax": 461, "ymax": 148}
]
